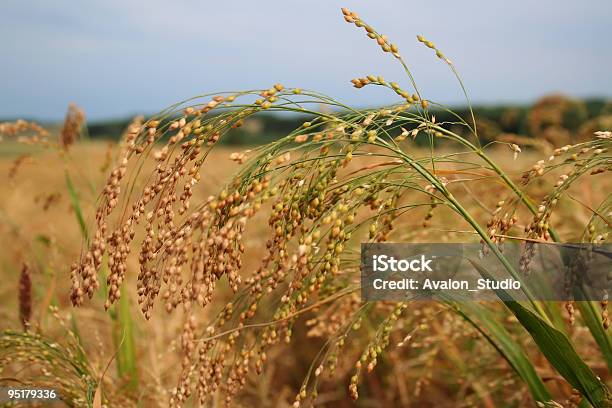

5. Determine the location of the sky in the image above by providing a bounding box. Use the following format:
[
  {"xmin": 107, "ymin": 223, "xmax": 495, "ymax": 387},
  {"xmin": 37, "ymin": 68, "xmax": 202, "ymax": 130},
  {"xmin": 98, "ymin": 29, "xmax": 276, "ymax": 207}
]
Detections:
[{"xmin": 1, "ymin": 0, "xmax": 611, "ymax": 121}]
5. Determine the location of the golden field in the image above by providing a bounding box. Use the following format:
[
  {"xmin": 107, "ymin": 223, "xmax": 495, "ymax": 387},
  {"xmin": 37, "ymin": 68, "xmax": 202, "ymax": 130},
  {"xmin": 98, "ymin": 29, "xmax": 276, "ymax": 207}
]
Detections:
[{"xmin": 0, "ymin": 132, "xmax": 610, "ymax": 407}]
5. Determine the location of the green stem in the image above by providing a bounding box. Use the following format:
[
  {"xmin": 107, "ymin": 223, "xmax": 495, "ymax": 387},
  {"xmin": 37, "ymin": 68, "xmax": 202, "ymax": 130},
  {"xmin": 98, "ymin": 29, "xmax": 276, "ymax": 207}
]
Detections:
[{"xmin": 389, "ymin": 148, "xmax": 549, "ymax": 319}]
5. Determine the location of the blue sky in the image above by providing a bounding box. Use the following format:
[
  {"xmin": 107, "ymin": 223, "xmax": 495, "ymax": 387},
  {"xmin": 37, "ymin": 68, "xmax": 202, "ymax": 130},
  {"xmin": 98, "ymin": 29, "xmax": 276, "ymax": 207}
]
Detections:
[{"xmin": 1, "ymin": 1, "xmax": 611, "ymax": 121}]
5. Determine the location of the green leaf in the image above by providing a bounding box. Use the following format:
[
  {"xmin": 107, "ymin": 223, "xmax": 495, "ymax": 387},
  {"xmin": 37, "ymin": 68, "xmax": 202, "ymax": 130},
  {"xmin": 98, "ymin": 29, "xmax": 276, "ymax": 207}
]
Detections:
[
  {"xmin": 469, "ymin": 259, "xmax": 611, "ymax": 407},
  {"xmin": 65, "ymin": 170, "xmax": 88, "ymax": 240},
  {"xmin": 112, "ymin": 291, "xmax": 138, "ymax": 391},
  {"xmin": 507, "ymin": 300, "xmax": 611, "ymax": 407}
]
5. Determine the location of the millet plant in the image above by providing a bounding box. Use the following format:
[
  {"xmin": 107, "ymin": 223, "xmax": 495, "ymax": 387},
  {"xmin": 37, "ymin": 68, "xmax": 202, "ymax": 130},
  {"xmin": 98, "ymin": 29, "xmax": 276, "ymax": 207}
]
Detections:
[{"xmin": 62, "ymin": 8, "xmax": 612, "ymax": 407}]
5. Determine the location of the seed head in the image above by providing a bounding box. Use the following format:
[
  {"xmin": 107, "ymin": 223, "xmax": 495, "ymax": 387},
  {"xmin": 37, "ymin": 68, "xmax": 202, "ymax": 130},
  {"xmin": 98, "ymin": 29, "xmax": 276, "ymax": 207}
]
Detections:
[{"xmin": 19, "ymin": 263, "xmax": 32, "ymax": 331}]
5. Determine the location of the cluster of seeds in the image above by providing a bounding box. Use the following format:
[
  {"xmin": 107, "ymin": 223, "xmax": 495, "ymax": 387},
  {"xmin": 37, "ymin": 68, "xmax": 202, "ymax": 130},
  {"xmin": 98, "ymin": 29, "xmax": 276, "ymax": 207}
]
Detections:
[
  {"xmin": 59, "ymin": 103, "xmax": 86, "ymax": 150},
  {"xmin": 484, "ymin": 201, "xmax": 518, "ymax": 245},
  {"xmin": 0, "ymin": 119, "xmax": 49, "ymax": 145},
  {"xmin": 18, "ymin": 263, "xmax": 32, "ymax": 331},
  {"xmin": 416, "ymin": 35, "xmax": 451, "ymax": 65},
  {"xmin": 7, "ymin": 153, "xmax": 32, "ymax": 179},
  {"xmin": 70, "ymin": 89, "xmax": 288, "ymax": 310},
  {"xmin": 341, "ymin": 8, "xmax": 400, "ymax": 58},
  {"xmin": 34, "ymin": 191, "xmax": 62, "ymax": 211},
  {"xmin": 349, "ymin": 303, "xmax": 408, "ymax": 400},
  {"xmin": 524, "ymin": 142, "xmax": 609, "ymax": 243}
]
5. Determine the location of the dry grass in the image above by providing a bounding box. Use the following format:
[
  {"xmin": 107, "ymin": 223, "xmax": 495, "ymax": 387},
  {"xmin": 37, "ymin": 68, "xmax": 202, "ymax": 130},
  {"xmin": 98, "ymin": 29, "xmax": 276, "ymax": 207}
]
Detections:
[{"xmin": 0, "ymin": 138, "xmax": 608, "ymax": 407}]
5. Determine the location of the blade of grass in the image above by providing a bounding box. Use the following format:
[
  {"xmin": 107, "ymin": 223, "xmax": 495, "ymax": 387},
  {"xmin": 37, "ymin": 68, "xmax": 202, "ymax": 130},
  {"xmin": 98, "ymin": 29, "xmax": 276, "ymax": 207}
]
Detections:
[
  {"xmin": 469, "ymin": 259, "xmax": 611, "ymax": 407},
  {"xmin": 99, "ymin": 254, "xmax": 138, "ymax": 390},
  {"xmin": 65, "ymin": 170, "xmax": 88, "ymax": 240},
  {"xmin": 542, "ymin": 301, "xmax": 567, "ymax": 333},
  {"xmin": 112, "ymin": 291, "xmax": 138, "ymax": 391}
]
